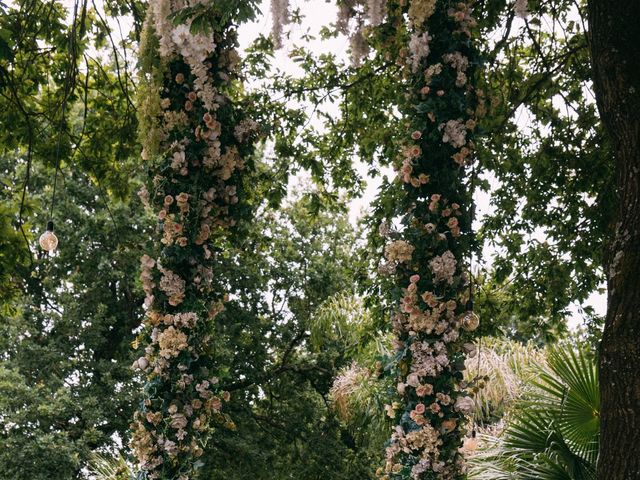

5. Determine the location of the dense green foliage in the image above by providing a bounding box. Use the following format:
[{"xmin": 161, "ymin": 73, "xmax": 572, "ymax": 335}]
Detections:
[
  {"xmin": 0, "ymin": 158, "xmax": 148, "ymax": 479},
  {"xmin": 475, "ymin": 1, "xmax": 611, "ymax": 339},
  {"xmin": 0, "ymin": 0, "xmax": 141, "ymax": 300},
  {"xmin": 200, "ymin": 201, "xmax": 381, "ymax": 479},
  {"xmin": 0, "ymin": 1, "xmax": 143, "ymax": 476}
]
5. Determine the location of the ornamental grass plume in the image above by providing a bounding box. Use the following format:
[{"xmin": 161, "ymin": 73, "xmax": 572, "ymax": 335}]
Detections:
[
  {"xmin": 463, "ymin": 338, "xmax": 546, "ymax": 422},
  {"xmin": 331, "ymin": 362, "xmax": 373, "ymax": 421}
]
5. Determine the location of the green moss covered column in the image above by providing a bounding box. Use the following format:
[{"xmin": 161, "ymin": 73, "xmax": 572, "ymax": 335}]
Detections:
[
  {"xmin": 375, "ymin": 1, "xmax": 483, "ymax": 478},
  {"xmin": 130, "ymin": 1, "xmax": 258, "ymax": 478}
]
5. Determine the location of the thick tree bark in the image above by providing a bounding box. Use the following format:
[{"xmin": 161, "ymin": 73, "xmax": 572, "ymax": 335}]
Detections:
[{"xmin": 587, "ymin": 1, "xmax": 640, "ymax": 478}]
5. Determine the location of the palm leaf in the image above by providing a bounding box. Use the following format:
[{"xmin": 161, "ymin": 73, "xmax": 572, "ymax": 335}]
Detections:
[
  {"xmin": 532, "ymin": 346, "xmax": 599, "ymax": 458},
  {"xmin": 469, "ymin": 343, "xmax": 599, "ymax": 480},
  {"xmin": 518, "ymin": 456, "xmax": 575, "ymax": 480},
  {"xmin": 87, "ymin": 453, "xmax": 134, "ymax": 480}
]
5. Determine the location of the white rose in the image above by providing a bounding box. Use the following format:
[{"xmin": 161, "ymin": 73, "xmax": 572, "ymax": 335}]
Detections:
[
  {"xmin": 132, "ymin": 356, "xmax": 149, "ymax": 370},
  {"xmin": 406, "ymin": 373, "xmax": 421, "ymax": 387}
]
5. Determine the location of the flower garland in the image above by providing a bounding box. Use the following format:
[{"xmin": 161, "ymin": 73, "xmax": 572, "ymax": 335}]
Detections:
[
  {"xmin": 131, "ymin": 1, "xmax": 258, "ymax": 478},
  {"xmin": 353, "ymin": 0, "xmax": 484, "ymax": 478}
]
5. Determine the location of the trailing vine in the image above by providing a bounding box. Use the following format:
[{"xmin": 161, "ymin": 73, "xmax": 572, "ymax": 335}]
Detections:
[
  {"xmin": 130, "ymin": 1, "xmax": 259, "ymax": 478},
  {"xmin": 339, "ymin": 0, "xmax": 485, "ymax": 478}
]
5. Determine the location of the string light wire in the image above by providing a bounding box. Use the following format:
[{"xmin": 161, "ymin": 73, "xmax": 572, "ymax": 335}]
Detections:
[{"xmin": 48, "ymin": 0, "xmax": 80, "ymax": 225}]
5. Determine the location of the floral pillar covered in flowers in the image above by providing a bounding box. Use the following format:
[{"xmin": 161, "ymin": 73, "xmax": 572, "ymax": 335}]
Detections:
[
  {"xmin": 130, "ymin": 0, "xmax": 258, "ymax": 478},
  {"xmin": 372, "ymin": 0, "xmax": 483, "ymax": 478}
]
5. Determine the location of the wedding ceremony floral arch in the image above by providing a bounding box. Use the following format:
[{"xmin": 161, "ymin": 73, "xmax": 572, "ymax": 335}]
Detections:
[
  {"xmin": 0, "ymin": 0, "xmax": 634, "ymax": 475},
  {"xmin": 130, "ymin": 0, "xmax": 259, "ymax": 478},
  {"xmin": 131, "ymin": 0, "xmax": 482, "ymax": 478}
]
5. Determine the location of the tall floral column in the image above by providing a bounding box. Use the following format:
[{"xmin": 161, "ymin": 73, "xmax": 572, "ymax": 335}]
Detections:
[
  {"xmin": 375, "ymin": 0, "xmax": 483, "ymax": 478},
  {"xmin": 130, "ymin": 1, "xmax": 258, "ymax": 478}
]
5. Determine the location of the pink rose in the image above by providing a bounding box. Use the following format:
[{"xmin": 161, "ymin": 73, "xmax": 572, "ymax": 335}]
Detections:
[
  {"xmin": 207, "ymin": 397, "xmax": 222, "ymax": 411},
  {"xmin": 170, "ymin": 413, "xmax": 188, "ymax": 429},
  {"xmin": 416, "ymin": 384, "xmax": 433, "ymax": 396}
]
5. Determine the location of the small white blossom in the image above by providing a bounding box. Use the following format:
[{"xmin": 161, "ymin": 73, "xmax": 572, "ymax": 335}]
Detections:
[{"xmin": 408, "ymin": 32, "xmax": 431, "ymax": 72}]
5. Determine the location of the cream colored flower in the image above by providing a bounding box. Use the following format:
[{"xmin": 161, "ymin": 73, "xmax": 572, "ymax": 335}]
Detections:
[
  {"xmin": 158, "ymin": 326, "xmax": 188, "ymax": 358},
  {"xmin": 385, "ymin": 240, "xmax": 415, "ymax": 263}
]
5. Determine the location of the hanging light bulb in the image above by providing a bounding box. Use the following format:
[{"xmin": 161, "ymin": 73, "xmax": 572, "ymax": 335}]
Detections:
[
  {"xmin": 459, "ymin": 300, "xmax": 480, "ymax": 331},
  {"xmin": 460, "ymin": 310, "xmax": 480, "ymax": 331},
  {"xmin": 39, "ymin": 221, "xmax": 58, "ymax": 252}
]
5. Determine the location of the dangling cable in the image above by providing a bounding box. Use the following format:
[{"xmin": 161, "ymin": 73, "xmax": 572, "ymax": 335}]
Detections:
[
  {"xmin": 50, "ymin": 0, "xmax": 79, "ymax": 221},
  {"xmin": 467, "ymin": 155, "xmax": 477, "ymax": 310},
  {"xmin": 40, "ymin": 0, "xmax": 79, "ymax": 253}
]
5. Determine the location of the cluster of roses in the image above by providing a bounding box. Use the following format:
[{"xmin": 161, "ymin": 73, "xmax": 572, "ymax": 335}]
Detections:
[
  {"xmin": 372, "ymin": 1, "xmax": 484, "ymax": 479},
  {"xmin": 131, "ymin": 0, "xmax": 258, "ymax": 478}
]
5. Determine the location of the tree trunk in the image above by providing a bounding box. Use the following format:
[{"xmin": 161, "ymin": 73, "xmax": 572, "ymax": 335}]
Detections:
[{"xmin": 587, "ymin": 1, "xmax": 640, "ymax": 478}]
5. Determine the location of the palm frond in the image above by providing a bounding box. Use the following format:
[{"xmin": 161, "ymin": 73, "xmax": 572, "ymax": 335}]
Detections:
[
  {"xmin": 518, "ymin": 456, "xmax": 575, "ymax": 480},
  {"xmin": 86, "ymin": 452, "xmax": 134, "ymax": 480},
  {"xmin": 531, "ymin": 346, "xmax": 600, "ymax": 459},
  {"xmin": 308, "ymin": 292, "xmax": 374, "ymax": 353},
  {"xmin": 469, "ymin": 343, "xmax": 599, "ymax": 480}
]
